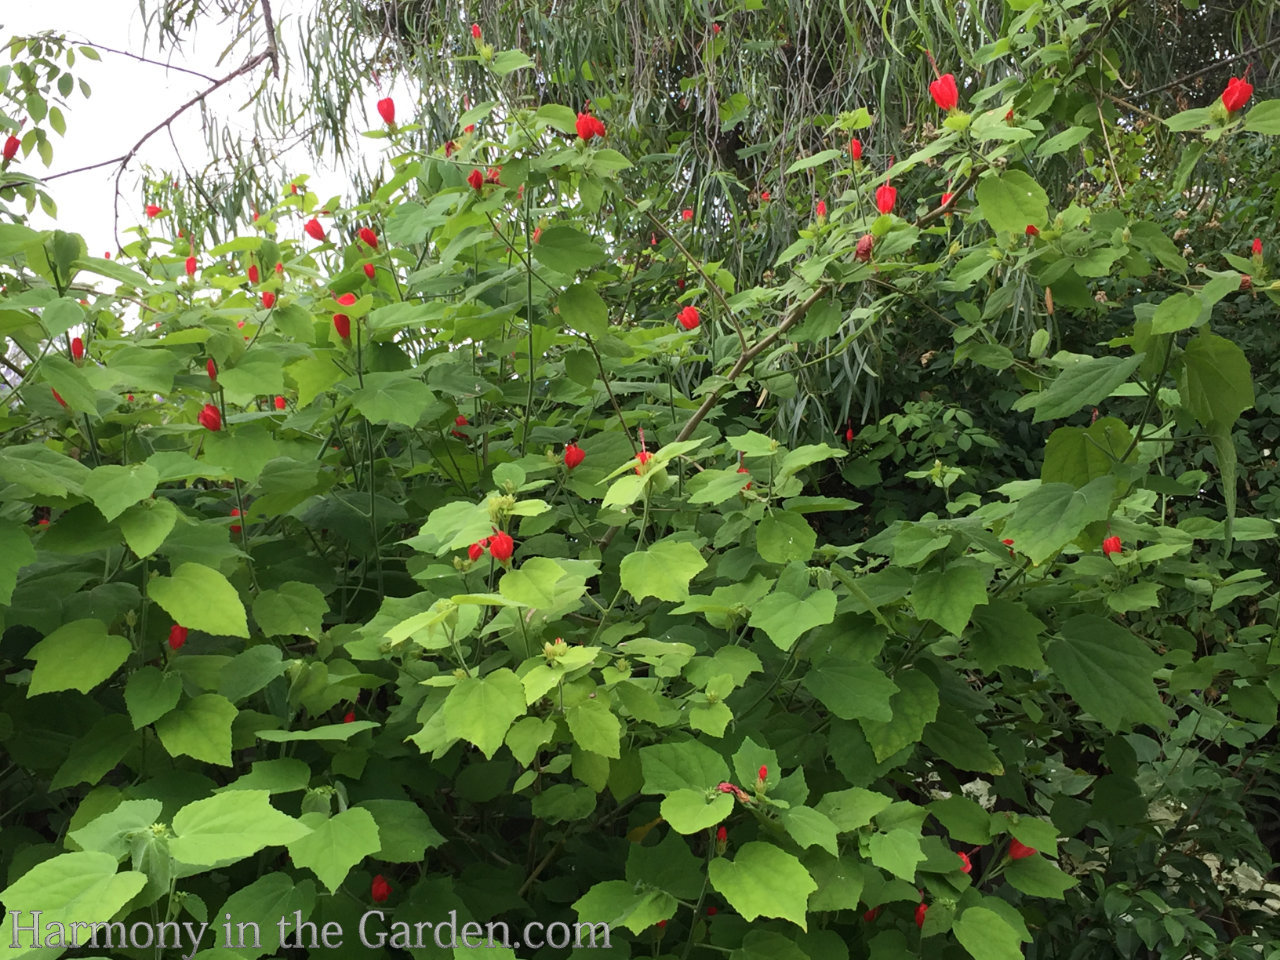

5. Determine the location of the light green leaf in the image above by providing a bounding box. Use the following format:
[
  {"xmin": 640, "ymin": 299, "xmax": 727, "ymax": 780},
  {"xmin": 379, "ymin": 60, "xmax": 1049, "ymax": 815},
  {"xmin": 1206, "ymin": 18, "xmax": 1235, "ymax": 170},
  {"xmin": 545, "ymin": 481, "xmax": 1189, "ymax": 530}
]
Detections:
[
  {"xmin": 1013, "ymin": 355, "xmax": 1143, "ymax": 422},
  {"xmin": 1045, "ymin": 615, "xmax": 1169, "ymax": 732},
  {"xmin": 999, "ymin": 476, "xmax": 1116, "ymax": 565},
  {"xmin": 491, "ymin": 49, "xmax": 533, "ymax": 75},
  {"xmin": 215, "ymin": 873, "xmax": 317, "ymax": 960},
  {"xmin": 1243, "ymin": 99, "xmax": 1280, "ymax": 134},
  {"xmin": 660, "ymin": 789, "xmax": 734, "ymax": 834},
  {"xmin": 558, "ymin": 282, "xmax": 609, "ymax": 338},
  {"xmin": 69, "ymin": 800, "xmax": 163, "ymax": 858},
  {"xmin": 802, "ymin": 660, "xmax": 898, "ymax": 721},
  {"xmin": 708, "ymin": 842, "xmax": 817, "ymax": 929},
  {"xmin": 148, "ymin": 562, "xmax": 248, "ymax": 638},
  {"xmin": 170, "ymin": 790, "xmax": 309, "ymax": 867},
  {"xmin": 442, "ymin": 669, "xmax": 526, "ymax": 759},
  {"xmin": 27, "ymin": 619, "xmax": 131, "ymax": 696},
  {"xmin": 117, "ymin": 497, "xmax": 178, "ymax": 557},
  {"xmin": 252, "ymin": 582, "xmax": 327, "ymax": 639},
  {"xmin": 968, "ymin": 601, "xmax": 1046, "ymax": 671},
  {"xmin": 218, "ymin": 645, "xmax": 286, "ymax": 702},
  {"xmin": 1150, "ymin": 292, "xmax": 1201, "ymax": 335},
  {"xmin": 86, "ymin": 463, "xmax": 158, "ymax": 522},
  {"xmin": 780, "ymin": 807, "xmax": 839, "ymax": 855},
  {"xmin": 814, "ymin": 787, "xmax": 893, "ymax": 832},
  {"xmin": 749, "ymin": 589, "xmax": 836, "ymax": 651},
  {"xmin": 858, "ymin": 670, "xmax": 939, "ymax": 763},
  {"xmin": 640, "ymin": 740, "xmax": 730, "ymax": 794},
  {"xmin": 756, "ymin": 511, "xmax": 817, "ymax": 563},
  {"xmin": 953, "ymin": 906, "xmax": 1024, "ymax": 960},
  {"xmin": 0, "ymin": 442, "xmax": 91, "ymax": 498},
  {"xmin": 1041, "ymin": 417, "xmax": 1134, "ymax": 488},
  {"xmin": 533, "ymin": 225, "xmax": 606, "ymax": 274},
  {"xmin": 620, "ymin": 539, "xmax": 707, "ymax": 602},
  {"xmin": 154, "ymin": 693, "xmax": 238, "ymax": 766},
  {"xmin": 573, "ymin": 881, "xmax": 676, "ymax": 936},
  {"xmin": 869, "ymin": 828, "xmax": 924, "ymax": 882},
  {"xmin": 911, "ymin": 561, "xmax": 989, "ymax": 635},
  {"xmin": 0, "ymin": 519, "xmax": 37, "ymax": 605},
  {"xmin": 256, "ymin": 721, "xmax": 378, "ymax": 742},
  {"xmin": 124, "ymin": 667, "xmax": 183, "ymax": 728},
  {"xmin": 356, "ymin": 799, "xmax": 445, "ymax": 862},
  {"xmin": 975, "ymin": 169, "xmax": 1048, "ymax": 233},
  {"xmin": 1179, "ymin": 333, "xmax": 1254, "ymax": 429},
  {"xmin": 1004, "ymin": 855, "xmax": 1078, "ymax": 899},
  {"xmin": 351, "ymin": 372, "xmax": 436, "ymax": 426},
  {"xmin": 566, "ymin": 698, "xmax": 622, "ymax": 758},
  {"xmin": 498, "ymin": 557, "xmax": 590, "ymax": 619},
  {"xmin": 1034, "ymin": 126, "xmax": 1090, "ymax": 158},
  {"xmin": 215, "ymin": 759, "xmax": 312, "ymax": 795},
  {"xmin": 785, "ymin": 148, "xmax": 845, "ymax": 174},
  {"xmin": 285, "ymin": 807, "xmax": 380, "ymax": 893}
]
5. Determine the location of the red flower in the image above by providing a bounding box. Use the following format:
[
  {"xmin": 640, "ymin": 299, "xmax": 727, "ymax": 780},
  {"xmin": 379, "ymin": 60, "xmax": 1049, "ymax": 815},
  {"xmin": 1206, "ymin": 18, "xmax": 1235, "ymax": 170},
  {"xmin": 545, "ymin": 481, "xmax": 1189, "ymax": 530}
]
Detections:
[
  {"xmin": 855, "ymin": 234, "xmax": 874, "ymax": 263},
  {"xmin": 929, "ymin": 73, "xmax": 959, "ymax": 111},
  {"xmin": 262, "ymin": 291, "xmax": 275, "ymax": 309},
  {"xmin": 304, "ymin": 218, "xmax": 326, "ymax": 241},
  {"xmin": 845, "ymin": 425, "xmax": 854, "ymax": 442},
  {"xmin": 377, "ymin": 97, "xmax": 395, "ymax": 125},
  {"xmin": 471, "ymin": 23, "xmax": 482, "ymax": 39},
  {"xmin": 715, "ymin": 826, "xmax": 727, "ymax": 843},
  {"xmin": 957, "ymin": 851, "xmax": 972, "ymax": 874},
  {"xmin": 145, "ymin": 204, "xmax": 162, "ymax": 219},
  {"xmin": 1005, "ymin": 108, "xmax": 1015, "ymax": 123},
  {"xmin": 564, "ymin": 442, "xmax": 585, "ymax": 469},
  {"xmin": 275, "ymin": 261, "xmax": 284, "ymax": 274},
  {"xmin": 682, "ymin": 208, "xmax": 693, "ymax": 221},
  {"xmin": 815, "ymin": 199, "xmax": 827, "ymax": 218},
  {"xmin": 1102, "ymin": 535, "xmax": 1122, "ymax": 557},
  {"xmin": 207, "ymin": 358, "xmax": 218, "ymax": 380},
  {"xmin": 1002, "ymin": 537, "xmax": 1016, "ymax": 557},
  {"xmin": 705, "ymin": 906, "xmax": 717, "ymax": 917},
  {"xmin": 1221, "ymin": 76, "xmax": 1253, "ymax": 113},
  {"xmin": 3, "ymin": 134, "xmax": 19, "ymax": 161},
  {"xmin": 51, "ymin": 387, "xmax": 66, "ymax": 408},
  {"xmin": 371, "ymin": 874, "xmax": 392, "ymax": 903},
  {"xmin": 127, "ymin": 394, "xmax": 135, "ymax": 402},
  {"xmin": 760, "ymin": 190, "xmax": 770, "ymax": 201},
  {"xmin": 333, "ymin": 314, "xmax": 351, "ymax": 340},
  {"xmin": 198, "ymin": 403, "xmax": 222, "ymax": 431},
  {"xmin": 1252, "ymin": 237, "xmax": 1262, "ymax": 257},
  {"xmin": 467, "ymin": 168, "xmax": 484, "ymax": 190},
  {"xmin": 185, "ymin": 256, "xmax": 197, "ymax": 277},
  {"xmin": 464, "ymin": 123, "xmax": 475, "ymax": 134},
  {"xmin": 757, "ymin": 765, "xmax": 768, "ymax": 782},
  {"xmin": 712, "ymin": 23, "xmax": 721, "ymax": 34},
  {"xmin": 248, "ymin": 264, "xmax": 260, "ymax": 284},
  {"xmin": 105, "ymin": 251, "xmax": 111, "ymax": 259},
  {"xmin": 230, "ymin": 507, "xmax": 242, "ymax": 535},
  {"xmin": 850, "ymin": 137, "xmax": 863, "ymax": 160},
  {"xmin": 677, "ymin": 305, "xmax": 700, "ymax": 330},
  {"xmin": 655, "ymin": 920, "xmax": 667, "ymax": 930},
  {"xmin": 337, "ymin": 292, "xmax": 357, "ymax": 307},
  {"xmin": 1008, "ymin": 839, "xmax": 1036, "ymax": 859},
  {"xmin": 876, "ymin": 183, "xmax": 896, "ymax": 215},
  {"xmin": 676, "ymin": 278, "xmax": 685, "ymax": 291},
  {"xmin": 71, "ymin": 337, "xmax": 84, "ymax": 360},
  {"xmin": 468, "ymin": 539, "xmax": 488, "ymax": 561},
  {"xmin": 485, "ymin": 166, "xmax": 502, "ymax": 184},
  {"xmin": 532, "ymin": 227, "xmax": 542, "ymax": 243},
  {"xmin": 635, "ymin": 450, "xmax": 653, "ymax": 474},
  {"xmin": 444, "ymin": 140, "xmax": 457, "ymax": 157},
  {"xmin": 343, "ymin": 710, "xmax": 356, "ymax": 723},
  {"xmin": 274, "ymin": 395, "xmax": 286, "ymax": 410},
  {"xmin": 576, "ymin": 112, "xmax": 606, "ymax": 140},
  {"xmin": 452, "ymin": 414, "xmax": 469, "ymax": 438},
  {"xmin": 488, "ymin": 528, "xmax": 514, "ymax": 563},
  {"xmin": 358, "ymin": 227, "xmax": 378, "ymax": 249},
  {"xmin": 915, "ymin": 903, "xmax": 928, "ymax": 928},
  {"xmin": 363, "ymin": 262, "xmax": 375, "ymax": 279},
  {"xmin": 168, "ymin": 625, "xmax": 188, "ymax": 650},
  {"xmin": 1026, "ymin": 224, "xmax": 1040, "ymax": 237},
  {"xmin": 941, "ymin": 191, "xmax": 954, "ymax": 208}
]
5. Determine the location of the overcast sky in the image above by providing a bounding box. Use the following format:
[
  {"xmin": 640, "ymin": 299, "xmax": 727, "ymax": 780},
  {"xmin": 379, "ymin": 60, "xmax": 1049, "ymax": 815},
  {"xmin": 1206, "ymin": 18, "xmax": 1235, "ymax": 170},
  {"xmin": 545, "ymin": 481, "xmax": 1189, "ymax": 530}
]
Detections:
[{"xmin": 2, "ymin": 0, "xmax": 366, "ymax": 257}]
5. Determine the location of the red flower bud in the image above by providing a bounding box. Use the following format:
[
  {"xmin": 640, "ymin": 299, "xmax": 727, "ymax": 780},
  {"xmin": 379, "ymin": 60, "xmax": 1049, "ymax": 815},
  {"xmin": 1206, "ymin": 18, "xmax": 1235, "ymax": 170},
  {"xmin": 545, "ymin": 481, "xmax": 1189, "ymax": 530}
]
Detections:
[
  {"xmin": 712, "ymin": 22, "xmax": 721, "ymax": 34},
  {"xmin": 168, "ymin": 624, "xmax": 188, "ymax": 650},
  {"xmin": 304, "ymin": 218, "xmax": 326, "ymax": 241},
  {"xmin": 468, "ymin": 168, "xmax": 484, "ymax": 190},
  {"xmin": 488, "ymin": 528, "xmax": 514, "ymax": 563},
  {"xmin": 915, "ymin": 903, "xmax": 928, "ymax": 928},
  {"xmin": 1221, "ymin": 76, "xmax": 1253, "ymax": 113},
  {"xmin": 1252, "ymin": 237, "xmax": 1262, "ymax": 257},
  {"xmin": 358, "ymin": 227, "xmax": 378, "ymax": 249},
  {"xmin": 576, "ymin": 112, "xmax": 606, "ymax": 141},
  {"xmin": 371, "ymin": 875, "xmax": 392, "ymax": 903},
  {"xmin": 198, "ymin": 403, "xmax": 222, "ymax": 431},
  {"xmin": 929, "ymin": 73, "xmax": 959, "ymax": 111},
  {"xmin": 185, "ymin": 256, "xmax": 197, "ymax": 277},
  {"xmin": 564, "ymin": 442, "xmax": 585, "ymax": 469},
  {"xmin": 363, "ymin": 262, "xmax": 376, "ymax": 280},
  {"xmin": 71, "ymin": 337, "xmax": 84, "ymax": 360},
  {"xmin": 127, "ymin": 394, "xmax": 135, "ymax": 402},
  {"xmin": 377, "ymin": 97, "xmax": 395, "ymax": 125},
  {"xmin": 957, "ymin": 851, "xmax": 972, "ymax": 873},
  {"xmin": 635, "ymin": 450, "xmax": 652, "ymax": 474},
  {"xmin": 855, "ymin": 234, "xmax": 874, "ymax": 262},
  {"xmin": 705, "ymin": 906, "xmax": 717, "ymax": 916},
  {"xmin": 760, "ymin": 190, "xmax": 770, "ymax": 201},
  {"xmin": 1102, "ymin": 535, "xmax": 1122, "ymax": 557},
  {"xmin": 468, "ymin": 539, "xmax": 487, "ymax": 562},
  {"xmin": 941, "ymin": 191, "xmax": 954, "ymax": 208},
  {"xmin": 850, "ymin": 137, "xmax": 863, "ymax": 160},
  {"xmin": 262, "ymin": 291, "xmax": 275, "ymax": 309},
  {"xmin": 464, "ymin": 123, "xmax": 475, "ymax": 133},
  {"xmin": 248, "ymin": 264, "xmax": 260, "ymax": 284},
  {"xmin": 1008, "ymin": 838, "xmax": 1036, "ymax": 859},
  {"xmin": 344, "ymin": 710, "xmax": 356, "ymax": 723},
  {"xmin": 845, "ymin": 426, "xmax": 854, "ymax": 442},
  {"xmin": 1026, "ymin": 223, "xmax": 1040, "ymax": 237},
  {"xmin": 274, "ymin": 395, "xmax": 286, "ymax": 410},
  {"xmin": 677, "ymin": 305, "xmax": 700, "ymax": 330},
  {"xmin": 816, "ymin": 199, "xmax": 827, "ymax": 218},
  {"xmin": 452, "ymin": 414, "xmax": 469, "ymax": 438},
  {"xmin": 757, "ymin": 765, "xmax": 768, "ymax": 782},
  {"xmin": 332, "ymin": 314, "xmax": 351, "ymax": 340},
  {"xmin": 145, "ymin": 204, "xmax": 162, "ymax": 219},
  {"xmin": 862, "ymin": 907, "xmax": 881, "ymax": 923},
  {"xmin": 230, "ymin": 507, "xmax": 242, "ymax": 535},
  {"xmin": 876, "ymin": 183, "xmax": 896, "ymax": 215},
  {"xmin": 471, "ymin": 23, "xmax": 482, "ymax": 39},
  {"xmin": 275, "ymin": 261, "xmax": 284, "ymax": 274},
  {"xmin": 444, "ymin": 140, "xmax": 457, "ymax": 157},
  {"xmin": 336, "ymin": 292, "xmax": 357, "ymax": 307},
  {"xmin": 682, "ymin": 208, "xmax": 693, "ymax": 222},
  {"xmin": 485, "ymin": 166, "xmax": 502, "ymax": 184},
  {"xmin": 207, "ymin": 358, "xmax": 217, "ymax": 380},
  {"xmin": 290, "ymin": 183, "xmax": 299, "ymax": 195},
  {"xmin": 3, "ymin": 134, "xmax": 20, "ymax": 161},
  {"xmin": 52, "ymin": 388, "xmax": 67, "ymax": 408}
]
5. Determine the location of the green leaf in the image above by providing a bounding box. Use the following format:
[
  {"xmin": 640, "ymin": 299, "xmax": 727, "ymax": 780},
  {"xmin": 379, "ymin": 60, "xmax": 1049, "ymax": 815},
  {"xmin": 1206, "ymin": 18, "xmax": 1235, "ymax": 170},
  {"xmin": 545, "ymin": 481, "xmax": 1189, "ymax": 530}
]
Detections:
[
  {"xmin": 491, "ymin": 49, "xmax": 533, "ymax": 74},
  {"xmin": 443, "ymin": 669, "xmax": 526, "ymax": 759},
  {"xmin": 967, "ymin": 601, "xmax": 1047, "ymax": 670},
  {"xmin": 0, "ymin": 852, "xmax": 146, "ymax": 954},
  {"xmin": 756, "ymin": 511, "xmax": 817, "ymax": 563},
  {"xmin": 1034, "ymin": 125, "xmax": 1091, "ymax": 158},
  {"xmin": 785, "ymin": 148, "xmax": 845, "ymax": 174},
  {"xmin": 999, "ymin": 477, "xmax": 1116, "ymax": 565},
  {"xmin": 858, "ymin": 670, "xmax": 939, "ymax": 763},
  {"xmin": 27, "ymin": 619, "xmax": 131, "ymax": 696},
  {"xmin": 350, "ymin": 372, "xmax": 436, "ymax": 426},
  {"xmin": 497, "ymin": 557, "xmax": 590, "ymax": 620},
  {"xmin": 1243, "ymin": 99, "xmax": 1280, "ymax": 134},
  {"xmin": 1013, "ymin": 355, "xmax": 1144, "ymax": 422},
  {"xmin": 749, "ymin": 589, "xmax": 836, "ymax": 651},
  {"xmin": 256, "ymin": 721, "xmax": 378, "ymax": 742},
  {"xmin": 780, "ymin": 807, "xmax": 839, "ymax": 856},
  {"xmin": 802, "ymin": 660, "xmax": 898, "ymax": 721},
  {"xmin": 106, "ymin": 346, "xmax": 181, "ymax": 394},
  {"xmin": 216, "ymin": 759, "xmax": 312, "ymax": 795},
  {"xmin": 1179, "ymin": 333, "xmax": 1254, "ymax": 429},
  {"xmin": 566, "ymin": 698, "xmax": 622, "ymax": 758},
  {"xmin": 85, "ymin": 464, "xmax": 158, "ymax": 522},
  {"xmin": 1045, "ymin": 615, "xmax": 1169, "ymax": 732},
  {"xmin": 170, "ymin": 790, "xmax": 309, "ymax": 868},
  {"xmin": 1149, "ymin": 292, "xmax": 1201, "ymax": 335},
  {"xmin": 1041, "ymin": 417, "xmax": 1134, "ymax": 488},
  {"xmin": 355, "ymin": 800, "xmax": 445, "ymax": 862},
  {"xmin": 1004, "ymin": 855, "xmax": 1078, "ymax": 898},
  {"xmin": 0, "ymin": 443, "xmax": 91, "ymax": 498},
  {"xmin": 218, "ymin": 645, "xmax": 287, "ymax": 702},
  {"xmin": 953, "ymin": 906, "xmax": 1024, "ymax": 960},
  {"xmin": 640, "ymin": 740, "xmax": 730, "ymax": 794},
  {"xmin": 708, "ymin": 842, "xmax": 817, "ymax": 929},
  {"xmin": 286, "ymin": 807, "xmax": 380, "ymax": 893},
  {"xmin": 70, "ymin": 799, "xmax": 163, "ymax": 858},
  {"xmin": 50, "ymin": 714, "xmax": 136, "ymax": 790},
  {"xmin": 929, "ymin": 795, "xmax": 994, "ymax": 845},
  {"xmin": 814, "ymin": 787, "xmax": 893, "ymax": 832},
  {"xmin": 573, "ymin": 880, "xmax": 676, "ymax": 935},
  {"xmin": 154, "ymin": 693, "xmax": 239, "ymax": 766},
  {"xmin": 558, "ymin": 282, "xmax": 609, "ymax": 338},
  {"xmin": 252, "ymin": 581, "xmax": 327, "ymax": 640},
  {"xmin": 923, "ymin": 705, "xmax": 1004, "ymax": 774},
  {"xmin": 124, "ymin": 667, "xmax": 183, "ymax": 728},
  {"xmin": 975, "ymin": 170, "xmax": 1048, "ymax": 233},
  {"xmin": 660, "ymin": 789, "xmax": 734, "ymax": 834},
  {"xmin": 911, "ymin": 561, "xmax": 989, "ymax": 635},
  {"xmin": 215, "ymin": 873, "xmax": 317, "ymax": 960},
  {"xmin": 148, "ymin": 562, "xmax": 249, "ymax": 638},
  {"xmin": 0, "ymin": 519, "xmax": 36, "ymax": 605},
  {"xmin": 619, "ymin": 539, "xmax": 707, "ymax": 602},
  {"xmin": 117, "ymin": 498, "xmax": 178, "ymax": 558},
  {"xmin": 533, "ymin": 225, "xmax": 606, "ymax": 274},
  {"xmin": 868, "ymin": 828, "xmax": 925, "ymax": 882}
]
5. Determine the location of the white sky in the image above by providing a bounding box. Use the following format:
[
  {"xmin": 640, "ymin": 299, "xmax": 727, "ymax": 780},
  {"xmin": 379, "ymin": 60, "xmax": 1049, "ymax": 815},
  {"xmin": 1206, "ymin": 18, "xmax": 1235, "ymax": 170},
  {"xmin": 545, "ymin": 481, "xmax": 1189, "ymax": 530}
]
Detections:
[{"xmin": 2, "ymin": 0, "xmax": 374, "ymax": 257}]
